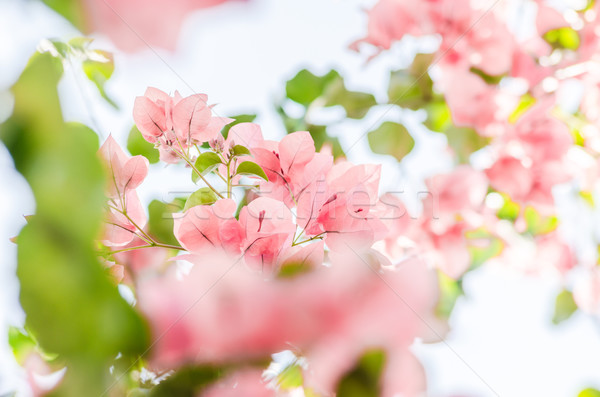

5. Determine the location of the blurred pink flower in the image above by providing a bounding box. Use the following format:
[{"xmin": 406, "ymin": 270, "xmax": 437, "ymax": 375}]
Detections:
[{"xmin": 81, "ymin": 0, "xmax": 247, "ymax": 52}]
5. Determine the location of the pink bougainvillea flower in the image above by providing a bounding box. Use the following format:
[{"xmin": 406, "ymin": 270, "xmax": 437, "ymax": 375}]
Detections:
[
  {"xmin": 174, "ymin": 198, "xmax": 243, "ymax": 255},
  {"xmin": 98, "ymin": 135, "xmax": 149, "ymax": 198},
  {"xmin": 438, "ymin": 67, "xmax": 499, "ymax": 132},
  {"xmin": 102, "ymin": 189, "xmax": 147, "ymax": 247},
  {"xmin": 138, "ymin": 250, "xmax": 440, "ymax": 397},
  {"xmin": 238, "ymin": 197, "xmax": 296, "ymax": 269},
  {"xmin": 98, "ymin": 136, "xmax": 149, "ymax": 247},
  {"xmin": 133, "ymin": 87, "xmax": 232, "ymax": 162},
  {"xmin": 81, "ymin": 0, "xmax": 247, "ymax": 52},
  {"xmin": 511, "ymin": 103, "xmax": 572, "ymax": 163},
  {"xmin": 486, "ymin": 155, "xmax": 534, "ymax": 201},
  {"xmin": 252, "ymin": 131, "xmax": 332, "ymax": 206},
  {"xmin": 297, "ymin": 162, "xmax": 387, "ymax": 252},
  {"xmin": 423, "ymin": 165, "xmax": 488, "ymax": 217}
]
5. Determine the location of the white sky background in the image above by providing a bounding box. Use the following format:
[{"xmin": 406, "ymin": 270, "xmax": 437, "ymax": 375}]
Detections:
[{"xmin": 1, "ymin": 0, "xmax": 600, "ymax": 395}]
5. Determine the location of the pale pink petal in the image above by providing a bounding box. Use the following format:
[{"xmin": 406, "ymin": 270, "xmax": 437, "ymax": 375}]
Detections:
[
  {"xmin": 172, "ymin": 93, "xmax": 211, "ymax": 144},
  {"xmin": 278, "ymin": 131, "xmax": 315, "ymax": 174},
  {"xmin": 133, "ymin": 96, "xmax": 167, "ymax": 142}
]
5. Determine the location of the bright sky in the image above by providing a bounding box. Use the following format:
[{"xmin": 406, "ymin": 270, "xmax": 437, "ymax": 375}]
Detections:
[{"xmin": 1, "ymin": 0, "xmax": 600, "ymax": 396}]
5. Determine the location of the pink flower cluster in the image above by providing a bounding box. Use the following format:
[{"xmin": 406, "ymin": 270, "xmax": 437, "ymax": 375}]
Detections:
[
  {"xmin": 133, "ymin": 87, "xmax": 232, "ymax": 163},
  {"xmin": 93, "ymin": 87, "xmax": 448, "ymax": 396},
  {"xmin": 138, "ymin": 251, "xmax": 440, "ymax": 397}
]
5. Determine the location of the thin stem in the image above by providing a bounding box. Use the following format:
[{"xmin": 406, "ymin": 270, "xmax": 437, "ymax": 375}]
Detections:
[
  {"xmin": 292, "ymin": 233, "xmax": 325, "ymax": 247},
  {"xmin": 181, "ymin": 154, "xmax": 225, "ymax": 199},
  {"xmin": 102, "ymin": 242, "xmax": 186, "ymax": 256},
  {"xmin": 226, "ymin": 162, "xmax": 232, "ymax": 199}
]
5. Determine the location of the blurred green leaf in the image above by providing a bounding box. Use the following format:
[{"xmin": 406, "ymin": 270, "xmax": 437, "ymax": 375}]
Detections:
[
  {"xmin": 8, "ymin": 327, "xmax": 36, "ymax": 363},
  {"xmin": 286, "ymin": 69, "xmax": 376, "ymax": 119},
  {"xmin": 308, "ymin": 124, "xmax": 345, "ymax": 159},
  {"xmin": 278, "ymin": 261, "xmax": 313, "ymax": 279},
  {"xmin": 497, "ymin": 194, "xmax": 520, "ymax": 222},
  {"xmin": 367, "ymin": 121, "xmax": 414, "ymax": 161},
  {"xmin": 41, "ymin": 0, "xmax": 86, "ymax": 30},
  {"xmin": 579, "ymin": 388, "xmax": 600, "ymax": 397},
  {"xmin": 580, "ymin": 191, "xmax": 595, "ymax": 207},
  {"xmin": 192, "ymin": 152, "xmax": 222, "ymax": 183},
  {"xmin": 553, "ymin": 289, "xmax": 578, "ymax": 325},
  {"xmin": 509, "ymin": 93, "xmax": 536, "ymax": 123},
  {"xmin": 82, "ymin": 50, "xmax": 117, "ymax": 108},
  {"xmin": 68, "ymin": 37, "xmax": 93, "ymax": 51},
  {"xmin": 0, "ymin": 52, "xmax": 149, "ymax": 396},
  {"xmin": 277, "ymin": 363, "xmax": 304, "ymax": 390},
  {"xmin": 336, "ymin": 350, "xmax": 386, "ymax": 397},
  {"xmin": 524, "ymin": 206, "xmax": 558, "ymax": 235},
  {"xmin": 127, "ymin": 125, "xmax": 159, "ymax": 164},
  {"xmin": 444, "ymin": 127, "xmax": 491, "ymax": 164},
  {"xmin": 286, "ymin": 69, "xmax": 341, "ymax": 106},
  {"xmin": 148, "ymin": 199, "xmax": 181, "ymax": 246},
  {"xmin": 184, "ymin": 188, "xmax": 218, "ymax": 211},
  {"xmin": 466, "ymin": 228, "xmax": 504, "ymax": 269},
  {"xmin": 388, "ymin": 53, "xmax": 434, "ymax": 110},
  {"xmin": 424, "ymin": 100, "xmax": 453, "ymax": 133},
  {"xmin": 469, "ymin": 67, "xmax": 504, "ymax": 85},
  {"xmin": 236, "ymin": 161, "xmax": 268, "ymax": 181},
  {"xmin": 544, "ymin": 27, "xmax": 580, "ymax": 50},
  {"xmin": 436, "ymin": 272, "xmax": 464, "ymax": 319},
  {"xmin": 324, "ymin": 78, "xmax": 376, "ymax": 119},
  {"xmin": 150, "ymin": 366, "xmax": 224, "ymax": 397}
]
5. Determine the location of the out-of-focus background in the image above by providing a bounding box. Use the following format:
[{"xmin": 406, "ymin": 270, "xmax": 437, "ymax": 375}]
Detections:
[{"xmin": 1, "ymin": 0, "xmax": 600, "ymax": 395}]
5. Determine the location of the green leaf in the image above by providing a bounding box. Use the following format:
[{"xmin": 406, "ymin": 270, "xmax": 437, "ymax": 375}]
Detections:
[
  {"xmin": 286, "ymin": 69, "xmax": 341, "ymax": 106},
  {"xmin": 307, "ymin": 124, "xmax": 345, "ymax": 159},
  {"xmin": 82, "ymin": 50, "xmax": 117, "ymax": 108},
  {"xmin": 232, "ymin": 144, "xmax": 251, "ymax": 156},
  {"xmin": 68, "ymin": 37, "xmax": 93, "ymax": 51},
  {"xmin": 367, "ymin": 121, "xmax": 415, "ymax": 161},
  {"xmin": 192, "ymin": 152, "xmax": 223, "ymax": 183},
  {"xmin": 336, "ymin": 350, "xmax": 386, "ymax": 397},
  {"xmin": 277, "ymin": 363, "xmax": 304, "ymax": 390},
  {"xmin": 443, "ymin": 126, "xmax": 491, "ymax": 164},
  {"xmin": 324, "ymin": 78, "xmax": 376, "ymax": 119},
  {"xmin": 184, "ymin": 188, "xmax": 218, "ymax": 211},
  {"xmin": 544, "ymin": 27, "xmax": 580, "ymax": 50},
  {"xmin": 388, "ymin": 53, "xmax": 434, "ymax": 110},
  {"xmin": 278, "ymin": 261, "xmax": 313, "ymax": 279},
  {"xmin": 220, "ymin": 114, "xmax": 257, "ymax": 139},
  {"xmin": 509, "ymin": 93, "xmax": 536, "ymax": 123},
  {"xmin": 579, "ymin": 388, "xmax": 600, "ymax": 397},
  {"xmin": 524, "ymin": 206, "xmax": 558, "ymax": 236},
  {"xmin": 48, "ymin": 40, "xmax": 71, "ymax": 58},
  {"xmin": 553, "ymin": 289, "xmax": 578, "ymax": 325},
  {"xmin": 286, "ymin": 69, "xmax": 376, "ymax": 119},
  {"xmin": 465, "ymin": 228, "xmax": 504, "ymax": 269},
  {"xmin": 127, "ymin": 125, "xmax": 159, "ymax": 164},
  {"xmin": 8, "ymin": 327, "xmax": 36, "ymax": 363},
  {"xmin": 436, "ymin": 272, "xmax": 464, "ymax": 319},
  {"xmin": 469, "ymin": 67, "xmax": 504, "ymax": 85},
  {"xmin": 496, "ymin": 194, "xmax": 520, "ymax": 222},
  {"xmin": 41, "ymin": 0, "xmax": 86, "ymax": 30},
  {"xmin": 0, "ymin": 52, "xmax": 149, "ymax": 396},
  {"xmin": 580, "ymin": 190, "xmax": 595, "ymax": 207},
  {"xmin": 148, "ymin": 199, "xmax": 182, "ymax": 246},
  {"xmin": 424, "ymin": 100, "xmax": 453, "ymax": 132},
  {"xmin": 150, "ymin": 366, "xmax": 224, "ymax": 397},
  {"xmin": 236, "ymin": 161, "xmax": 268, "ymax": 181}
]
